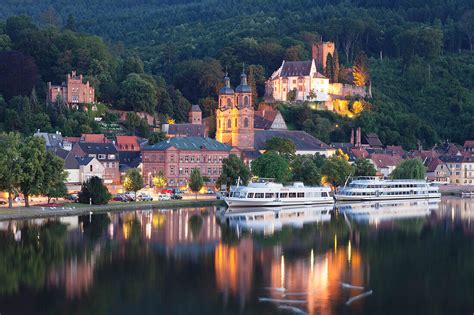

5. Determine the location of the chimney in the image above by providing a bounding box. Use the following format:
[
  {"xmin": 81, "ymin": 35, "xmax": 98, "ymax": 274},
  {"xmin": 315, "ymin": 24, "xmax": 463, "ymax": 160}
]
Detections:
[
  {"xmin": 350, "ymin": 129, "xmax": 355, "ymax": 146},
  {"xmin": 356, "ymin": 127, "xmax": 362, "ymax": 148}
]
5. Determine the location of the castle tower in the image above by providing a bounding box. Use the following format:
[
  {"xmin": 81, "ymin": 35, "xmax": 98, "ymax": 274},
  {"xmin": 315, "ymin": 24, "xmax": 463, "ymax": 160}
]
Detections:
[
  {"xmin": 188, "ymin": 104, "xmax": 202, "ymax": 124},
  {"xmin": 312, "ymin": 41, "xmax": 335, "ymax": 70},
  {"xmin": 216, "ymin": 73, "xmax": 235, "ymax": 146},
  {"xmin": 233, "ymin": 67, "xmax": 254, "ymax": 149}
]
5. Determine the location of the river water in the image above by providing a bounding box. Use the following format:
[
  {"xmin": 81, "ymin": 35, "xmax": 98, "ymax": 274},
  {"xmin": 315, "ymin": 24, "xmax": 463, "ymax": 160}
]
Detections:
[{"xmin": 0, "ymin": 197, "xmax": 473, "ymax": 315}]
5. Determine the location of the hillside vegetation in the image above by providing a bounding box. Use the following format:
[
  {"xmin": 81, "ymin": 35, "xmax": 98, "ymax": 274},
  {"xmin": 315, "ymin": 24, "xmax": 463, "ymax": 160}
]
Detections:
[{"xmin": 0, "ymin": 0, "xmax": 473, "ymax": 148}]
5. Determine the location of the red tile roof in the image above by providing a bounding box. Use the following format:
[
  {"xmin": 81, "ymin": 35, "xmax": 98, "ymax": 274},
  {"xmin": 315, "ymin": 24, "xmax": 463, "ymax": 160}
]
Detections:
[
  {"xmin": 351, "ymin": 148, "xmax": 369, "ymax": 159},
  {"xmin": 80, "ymin": 134, "xmax": 108, "ymax": 143},
  {"xmin": 116, "ymin": 136, "xmax": 140, "ymax": 152},
  {"xmin": 64, "ymin": 137, "xmax": 80, "ymax": 143},
  {"xmin": 370, "ymin": 154, "xmax": 403, "ymax": 168},
  {"xmin": 464, "ymin": 140, "xmax": 474, "ymax": 147}
]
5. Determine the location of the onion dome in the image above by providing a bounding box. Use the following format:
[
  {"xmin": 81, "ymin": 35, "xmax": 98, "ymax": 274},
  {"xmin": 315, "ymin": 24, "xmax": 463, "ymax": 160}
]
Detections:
[
  {"xmin": 219, "ymin": 73, "xmax": 234, "ymax": 95},
  {"xmin": 235, "ymin": 69, "xmax": 251, "ymax": 93}
]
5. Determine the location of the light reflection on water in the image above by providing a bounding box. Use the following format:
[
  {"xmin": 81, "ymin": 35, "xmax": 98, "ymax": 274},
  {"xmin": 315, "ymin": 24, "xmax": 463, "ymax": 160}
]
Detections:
[{"xmin": 0, "ymin": 197, "xmax": 473, "ymax": 314}]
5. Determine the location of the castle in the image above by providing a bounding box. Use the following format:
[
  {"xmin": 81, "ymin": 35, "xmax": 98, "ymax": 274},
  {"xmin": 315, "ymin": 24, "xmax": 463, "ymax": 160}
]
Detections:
[{"xmin": 47, "ymin": 71, "xmax": 95, "ymax": 106}]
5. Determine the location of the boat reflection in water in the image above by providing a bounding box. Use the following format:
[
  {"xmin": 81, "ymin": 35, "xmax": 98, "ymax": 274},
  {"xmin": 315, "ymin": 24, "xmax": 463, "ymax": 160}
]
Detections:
[
  {"xmin": 221, "ymin": 204, "xmax": 333, "ymax": 235},
  {"xmin": 338, "ymin": 198, "xmax": 441, "ymax": 224}
]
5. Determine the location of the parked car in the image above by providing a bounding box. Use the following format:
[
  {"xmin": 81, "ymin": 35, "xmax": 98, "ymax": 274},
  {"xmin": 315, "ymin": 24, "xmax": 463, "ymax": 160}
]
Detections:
[
  {"xmin": 113, "ymin": 194, "xmax": 129, "ymax": 202},
  {"xmin": 0, "ymin": 199, "xmax": 7, "ymax": 205},
  {"xmin": 66, "ymin": 193, "xmax": 78, "ymax": 201},
  {"xmin": 137, "ymin": 193, "xmax": 153, "ymax": 201},
  {"xmin": 161, "ymin": 189, "xmax": 173, "ymax": 195},
  {"xmin": 171, "ymin": 194, "xmax": 183, "ymax": 200},
  {"xmin": 206, "ymin": 188, "xmax": 215, "ymax": 194},
  {"xmin": 158, "ymin": 194, "xmax": 171, "ymax": 201},
  {"xmin": 124, "ymin": 192, "xmax": 136, "ymax": 201},
  {"xmin": 171, "ymin": 188, "xmax": 183, "ymax": 195}
]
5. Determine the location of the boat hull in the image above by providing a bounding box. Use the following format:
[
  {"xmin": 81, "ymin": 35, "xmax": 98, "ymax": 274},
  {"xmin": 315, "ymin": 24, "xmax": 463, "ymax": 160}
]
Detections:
[
  {"xmin": 224, "ymin": 197, "xmax": 334, "ymax": 208},
  {"xmin": 334, "ymin": 193, "xmax": 441, "ymax": 202}
]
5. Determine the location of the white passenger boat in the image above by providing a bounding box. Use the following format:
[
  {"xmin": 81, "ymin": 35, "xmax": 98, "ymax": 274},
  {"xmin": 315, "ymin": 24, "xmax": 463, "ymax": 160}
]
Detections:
[
  {"xmin": 225, "ymin": 180, "xmax": 333, "ymax": 207},
  {"xmin": 334, "ymin": 177, "xmax": 441, "ymax": 201},
  {"xmin": 223, "ymin": 205, "xmax": 333, "ymax": 235},
  {"xmin": 338, "ymin": 199, "xmax": 440, "ymax": 223}
]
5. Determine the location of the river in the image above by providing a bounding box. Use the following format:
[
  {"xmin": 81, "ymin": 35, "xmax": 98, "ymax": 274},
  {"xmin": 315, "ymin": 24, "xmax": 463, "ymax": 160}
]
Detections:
[{"xmin": 0, "ymin": 197, "xmax": 473, "ymax": 315}]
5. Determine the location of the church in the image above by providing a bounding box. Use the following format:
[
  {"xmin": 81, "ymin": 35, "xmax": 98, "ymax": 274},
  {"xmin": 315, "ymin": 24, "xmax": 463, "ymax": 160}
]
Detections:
[{"xmin": 215, "ymin": 69, "xmax": 335, "ymax": 157}]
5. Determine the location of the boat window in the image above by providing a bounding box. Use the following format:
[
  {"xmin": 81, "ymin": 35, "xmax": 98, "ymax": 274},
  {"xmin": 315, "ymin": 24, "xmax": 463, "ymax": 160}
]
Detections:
[
  {"xmin": 247, "ymin": 193, "xmax": 254, "ymax": 198},
  {"xmin": 265, "ymin": 193, "xmax": 274, "ymax": 198},
  {"xmin": 230, "ymin": 192, "xmax": 234, "ymax": 197},
  {"xmin": 297, "ymin": 192, "xmax": 304, "ymax": 198},
  {"xmin": 280, "ymin": 193, "xmax": 288, "ymax": 198},
  {"xmin": 322, "ymin": 192, "xmax": 328, "ymax": 197},
  {"xmin": 254, "ymin": 215, "xmax": 264, "ymax": 220},
  {"xmin": 289, "ymin": 193, "xmax": 297, "ymax": 198},
  {"xmin": 255, "ymin": 193, "xmax": 264, "ymax": 198}
]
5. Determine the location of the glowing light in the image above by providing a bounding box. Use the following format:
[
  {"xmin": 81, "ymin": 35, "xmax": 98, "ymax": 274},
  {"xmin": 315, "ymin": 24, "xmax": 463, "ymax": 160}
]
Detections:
[
  {"xmin": 310, "ymin": 249, "xmax": 314, "ymax": 275},
  {"xmin": 280, "ymin": 255, "xmax": 285, "ymax": 289},
  {"xmin": 334, "ymin": 234, "xmax": 337, "ymax": 253},
  {"xmin": 167, "ymin": 118, "xmax": 175, "ymax": 124},
  {"xmin": 347, "ymin": 240, "xmax": 352, "ymax": 263},
  {"xmin": 146, "ymin": 222, "xmax": 152, "ymax": 239}
]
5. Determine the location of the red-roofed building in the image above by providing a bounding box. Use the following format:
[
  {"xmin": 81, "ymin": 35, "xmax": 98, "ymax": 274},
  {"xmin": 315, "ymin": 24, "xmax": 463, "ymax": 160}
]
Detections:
[
  {"xmin": 464, "ymin": 140, "xmax": 474, "ymax": 155},
  {"xmin": 80, "ymin": 134, "xmax": 109, "ymax": 144},
  {"xmin": 115, "ymin": 136, "xmax": 140, "ymax": 152},
  {"xmin": 369, "ymin": 154, "xmax": 403, "ymax": 177},
  {"xmin": 351, "ymin": 147, "xmax": 369, "ymax": 159},
  {"xmin": 425, "ymin": 157, "xmax": 450, "ymax": 183}
]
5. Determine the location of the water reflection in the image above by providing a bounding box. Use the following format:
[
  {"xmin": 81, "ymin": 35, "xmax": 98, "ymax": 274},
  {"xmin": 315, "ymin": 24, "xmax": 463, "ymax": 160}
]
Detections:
[{"xmin": 0, "ymin": 197, "xmax": 473, "ymax": 314}]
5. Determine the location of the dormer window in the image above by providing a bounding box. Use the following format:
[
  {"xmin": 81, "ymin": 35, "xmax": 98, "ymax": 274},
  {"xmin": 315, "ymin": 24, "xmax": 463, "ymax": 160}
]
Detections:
[
  {"xmin": 98, "ymin": 154, "xmax": 106, "ymax": 160},
  {"xmin": 108, "ymin": 154, "xmax": 116, "ymax": 160}
]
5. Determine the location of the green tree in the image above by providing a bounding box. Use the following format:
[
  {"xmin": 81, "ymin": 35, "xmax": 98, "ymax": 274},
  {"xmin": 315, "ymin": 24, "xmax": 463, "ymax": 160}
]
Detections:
[
  {"xmin": 19, "ymin": 136, "xmax": 46, "ymax": 207},
  {"xmin": 251, "ymin": 151, "xmax": 291, "ymax": 183},
  {"xmin": 78, "ymin": 176, "xmax": 111, "ymax": 205},
  {"xmin": 189, "ymin": 168, "xmax": 204, "ymax": 199},
  {"xmin": 123, "ymin": 169, "xmax": 144, "ymax": 200},
  {"xmin": 0, "ymin": 133, "xmax": 23, "ymax": 208},
  {"xmin": 353, "ymin": 51, "xmax": 369, "ymax": 87},
  {"xmin": 264, "ymin": 137, "xmax": 296, "ymax": 159},
  {"xmin": 321, "ymin": 155, "xmax": 352, "ymax": 187},
  {"xmin": 148, "ymin": 131, "xmax": 167, "ymax": 145},
  {"xmin": 291, "ymin": 155, "xmax": 321, "ymax": 186},
  {"xmin": 120, "ymin": 73, "xmax": 157, "ymax": 113},
  {"xmin": 216, "ymin": 154, "xmax": 251, "ymax": 189},
  {"xmin": 45, "ymin": 181, "xmax": 68, "ymax": 204},
  {"xmin": 353, "ymin": 158, "xmax": 377, "ymax": 177},
  {"xmin": 287, "ymin": 88, "xmax": 297, "ymax": 102},
  {"xmin": 41, "ymin": 151, "xmax": 67, "ymax": 203},
  {"xmin": 391, "ymin": 159, "xmax": 426, "ymax": 179}
]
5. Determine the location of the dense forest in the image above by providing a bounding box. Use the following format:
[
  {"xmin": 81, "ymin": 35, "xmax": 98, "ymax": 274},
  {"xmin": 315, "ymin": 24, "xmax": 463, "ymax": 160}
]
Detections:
[{"xmin": 0, "ymin": 0, "xmax": 473, "ymax": 148}]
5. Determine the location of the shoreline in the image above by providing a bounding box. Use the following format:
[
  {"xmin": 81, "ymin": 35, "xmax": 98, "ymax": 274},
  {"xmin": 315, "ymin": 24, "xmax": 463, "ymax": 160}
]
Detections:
[{"xmin": 0, "ymin": 199, "xmax": 226, "ymax": 221}]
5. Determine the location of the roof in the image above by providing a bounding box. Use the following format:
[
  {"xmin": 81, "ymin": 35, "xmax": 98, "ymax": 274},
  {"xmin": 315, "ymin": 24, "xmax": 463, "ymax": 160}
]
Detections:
[
  {"xmin": 168, "ymin": 123, "xmax": 206, "ymax": 137},
  {"xmin": 254, "ymin": 110, "xmax": 287, "ymax": 130},
  {"xmin": 49, "ymin": 147, "xmax": 69, "ymax": 160},
  {"xmin": 254, "ymin": 130, "xmax": 330, "ymax": 151},
  {"xmin": 64, "ymin": 137, "xmax": 80, "ymax": 143},
  {"xmin": 241, "ymin": 150, "xmax": 262, "ymax": 160},
  {"xmin": 369, "ymin": 154, "xmax": 402, "ymax": 168},
  {"xmin": 364, "ymin": 133, "xmax": 383, "ymax": 147},
  {"xmin": 119, "ymin": 151, "xmax": 141, "ymax": 167},
  {"xmin": 115, "ymin": 136, "xmax": 140, "ymax": 151},
  {"xmin": 190, "ymin": 104, "xmax": 202, "ymax": 112},
  {"xmin": 351, "ymin": 147, "xmax": 369, "ymax": 159},
  {"xmin": 440, "ymin": 155, "xmax": 464, "ymax": 163},
  {"xmin": 313, "ymin": 72, "xmax": 327, "ymax": 79},
  {"xmin": 144, "ymin": 137, "xmax": 233, "ymax": 151},
  {"xmin": 80, "ymin": 134, "xmax": 108, "ymax": 143},
  {"xmin": 425, "ymin": 157, "xmax": 444, "ymax": 173},
  {"xmin": 64, "ymin": 152, "xmax": 79, "ymax": 169},
  {"xmin": 386, "ymin": 145, "xmax": 406, "ymax": 156},
  {"xmin": 78, "ymin": 142, "xmax": 118, "ymax": 156},
  {"xmin": 76, "ymin": 156, "xmax": 94, "ymax": 166},
  {"xmin": 34, "ymin": 132, "xmax": 64, "ymax": 148},
  {"xmin": 464, "ymin": 140, "xmax": 474, "ymax": 147},
  {"xmin": 280, "ymin": 60, "xmax": 312, "ymax": 77}
]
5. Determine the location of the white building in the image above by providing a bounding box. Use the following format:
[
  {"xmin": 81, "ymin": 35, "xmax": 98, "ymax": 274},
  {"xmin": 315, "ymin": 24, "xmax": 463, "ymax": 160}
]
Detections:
[
  {"xmin": 267, "ymin": 60, "xmax": 329, "ymax": 102},
  {"xmin": 64, "ymin": 154, "xmax": 105, "ymax": 189}
]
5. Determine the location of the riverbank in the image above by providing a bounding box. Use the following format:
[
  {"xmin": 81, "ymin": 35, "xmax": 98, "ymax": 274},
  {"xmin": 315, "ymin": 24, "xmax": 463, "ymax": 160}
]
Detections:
[{"xmin": 0, "ymin": 199, "xmax": 226, "ymax": 221}]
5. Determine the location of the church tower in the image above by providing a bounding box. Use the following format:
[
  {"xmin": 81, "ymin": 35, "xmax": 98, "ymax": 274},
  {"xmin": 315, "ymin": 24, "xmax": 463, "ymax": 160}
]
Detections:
[
  {"xmin": 216, "ymin": 73, "xmax": 235, "ymax": 146},
  {"xmin": 233, "ymin": 68, "xmax": 254, "ymax": 149},
  {"xmin": 188, "ymin": 104, "xmax": 202, "ymax": 124}
]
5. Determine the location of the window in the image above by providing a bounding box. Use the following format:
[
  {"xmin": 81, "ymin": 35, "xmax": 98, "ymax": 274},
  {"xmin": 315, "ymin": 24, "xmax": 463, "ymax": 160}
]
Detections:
[
  {"xmin": 255, "ymin": 193, "xmax": 264, "ymax": 198},
  {"xmin": 179, "ymin": 168, "xmax": 183, "ymax": 175},
  {"xmin": 227, "ymin": 98, "xmax": 232, "ymax": 107},
  {"xmin": 191, "ymin": 156, "xmax": 194, "ymax": 162},
  {"xmin": 289, "ymin": 193, "xmax": 297, "ymax": 198},
  {"xmin": 280, "ymin": 193, "xmax": 288, "ymax": 198},
  {"xmin": 265, "ymin": 193, "xmax": 274, "ymax": 198},
  {"xmin": 247, "ymin": 193, "xmax": 254, "ymax": 198},
  {"xmin": 208, "ymin": 168, "xmax": 211, "ymax": 175},
  {"xmin": 108, "ymin": 154, "xmax": 116, "ymax": 160},
  {"xmin": 244, "ymin": 95, "xmax": 249, "ymax": 106},
  {"xmin": 185, "ymin": 168, "xmax": 189, "ymax": 174},
  {"xmin": 90, "ymin": 165, "xmax": 93, "ymax": 172},
  {"xmin": 170, "ymin": 166, "xmax": 175, "ymax": 175},
  {"xmin": 293, "ymin": 80, "xmax": 296, "ymax": 84},
  {"xmin": 170, "ymin": 155, "xmax": 175, "ymax": 162},
  {"xmin": 227, "ymin": 119, "xmax": 231, "ymax": 128},
  {"xmin": 244, "ymin": 118, "xmax": 249, "ymax": 128},
  {"xmin": 185, "ymin": 156, "xmax": 189, "ymax": 162},
  {"xmin": 297, "ymin": 192, "xmax": 305, "ymax": 198},
  {"xmin": 98, "ymin": 154, "xmax": 106, "ymax": 160},
  {"xmin": 235, "ymin": 118, "xmax": 237, "ymax": 127}
]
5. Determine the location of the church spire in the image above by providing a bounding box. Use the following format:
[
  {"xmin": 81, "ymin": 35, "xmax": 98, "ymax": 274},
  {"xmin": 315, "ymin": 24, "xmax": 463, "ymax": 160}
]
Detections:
[{"xmin": 240, "ymin": 63, "xmax": 247, "ymax": 86}]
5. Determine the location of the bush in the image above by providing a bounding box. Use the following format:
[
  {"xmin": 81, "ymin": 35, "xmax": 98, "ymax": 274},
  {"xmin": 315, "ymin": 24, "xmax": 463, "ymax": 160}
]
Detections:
[{"xmin": 78, "ymin": 176, "xmax": 111, "ymax": 205}]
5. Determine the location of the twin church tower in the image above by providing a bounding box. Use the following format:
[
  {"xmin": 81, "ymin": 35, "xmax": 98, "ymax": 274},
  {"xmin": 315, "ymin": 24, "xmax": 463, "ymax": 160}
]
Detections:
[{"xmin": 215, "ymin": 69, "xmax": 255, "ymax": 150}]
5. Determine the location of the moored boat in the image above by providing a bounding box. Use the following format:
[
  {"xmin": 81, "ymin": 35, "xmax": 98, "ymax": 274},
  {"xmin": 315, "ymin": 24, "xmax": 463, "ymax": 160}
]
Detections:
[
  {"xmin": 224, "ymin": 180, "xmax": 333, "ymax": 207},
  {"xmin": 334, "ymin": 176, "xmax": 441, "ymax": 201}
]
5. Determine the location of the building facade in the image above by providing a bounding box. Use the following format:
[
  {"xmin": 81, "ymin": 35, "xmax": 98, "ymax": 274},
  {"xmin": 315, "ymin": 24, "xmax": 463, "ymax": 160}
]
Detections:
[
  {"xmin": 71, "ymin": 143, "xmax": 121, "ymax": 184},
  {"xmin": 215, "ymin": 71, "xmax": 255, "ymax": 149},
  {"xmin": 142, "ymin": 137, "xmax": 240, "ymax": 187},
  {"xmin": 266, "ymin": 60, "xmax": 330, "ymax": 102},
  {"xmin": 47, "ymin": 71, "xmax": 95, "ymax": 105},
  {"xmin": 312, "ymin": 41, "xmax": 335, "ymax": 70}
]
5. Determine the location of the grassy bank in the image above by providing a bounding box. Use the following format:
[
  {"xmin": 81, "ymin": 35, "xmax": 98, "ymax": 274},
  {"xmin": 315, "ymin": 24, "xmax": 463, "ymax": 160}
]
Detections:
[{"xmin": 0, "ymin": 199, "xmax": 226, "ymax": 221}]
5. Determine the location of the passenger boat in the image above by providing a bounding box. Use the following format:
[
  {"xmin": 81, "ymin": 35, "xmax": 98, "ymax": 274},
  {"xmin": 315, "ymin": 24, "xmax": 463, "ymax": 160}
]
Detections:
[
  {"xmin": 224, "ymin": 180, "xmax": 333, "ymax": 207},
  {"xmin": 222, "ymin": 205, "xmax": 333, "ymax": 235},
  {"xmin": 334, "ymin": 177, "xmax": 441, "ymax": 201},
  {"xmin": 338, "ymin": 199, "xmax": 440, "ymax": 223}
]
